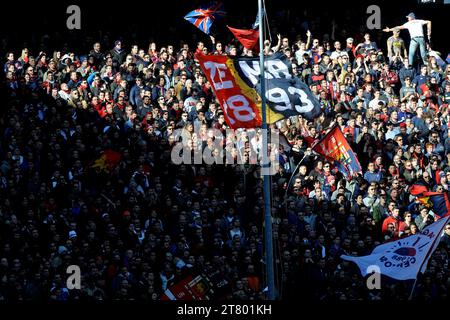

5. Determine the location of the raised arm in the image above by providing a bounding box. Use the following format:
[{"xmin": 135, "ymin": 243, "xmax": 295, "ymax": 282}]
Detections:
[
  {"xmin": 305, "ymin": 30, "xmax": 312, "ymax": 50},
  {"xmin": 271, "ymin": 34, "xmax": 282, "ymax": 53},
  {"xmin": 386, "ymin": 38, "xmax": 393, "ymax": 58},
  {"xmin": 363, "ymin": 56, "xmax": 370, "ymax": 74},
  {"xmin": 383, "ymin": 25, "xmax": 406, "ymax": 33},
  {"xmin": 209, "ymin": 35, "xmax": 216, "ymax": 52}
]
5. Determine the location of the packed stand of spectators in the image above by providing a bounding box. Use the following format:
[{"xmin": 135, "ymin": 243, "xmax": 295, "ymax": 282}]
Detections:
[{"xmin": 1, "ymin": 22, "xmax": 450, "ymax": 302}]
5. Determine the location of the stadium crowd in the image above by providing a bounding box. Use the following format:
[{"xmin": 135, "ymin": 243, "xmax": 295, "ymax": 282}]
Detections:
[{"xmin": 1, "ymin": 10, "xmax": 450, "ymax": 302}]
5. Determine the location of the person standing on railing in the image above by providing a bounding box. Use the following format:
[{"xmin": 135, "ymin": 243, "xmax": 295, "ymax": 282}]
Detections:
[{"xmin": 383, "ymin": 12, "xmax": 431, "ymax": 67}]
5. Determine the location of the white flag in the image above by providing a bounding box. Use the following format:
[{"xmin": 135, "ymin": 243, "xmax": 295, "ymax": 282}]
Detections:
[{"xmin": 341, "ymin": 216, "xmax": 450, "ymax": 280}]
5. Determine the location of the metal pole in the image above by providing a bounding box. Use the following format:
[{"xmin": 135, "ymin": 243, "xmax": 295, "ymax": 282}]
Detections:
[
  {"xmin": 259, "ymin": 0, "xmax": 275, "ymax": 300},
  {"xmin": 408, "ymin": 277, "xmax": 419, "ymax": 301},
  {"xmin": 284, "ymin": 153, "xmax": 308, "ymax": 213},
  {"xmin": 284, "ymin": 153, "xmax": 308, "ymax": 200}
]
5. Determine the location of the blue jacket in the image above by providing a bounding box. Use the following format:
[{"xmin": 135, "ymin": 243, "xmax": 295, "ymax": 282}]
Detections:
[
  {"xmin": 412, "ymin": 116, "xmax": 429, "ymax": 137},
  {"xmin": 413, "ymin": 74, "xmax": 429, "ymax": 88},
  {"xmin": 399, "ymin": 66, "xmax": 416, "ymax": 85},
  {"xmin": 364, "ymin": 170, "xmax": 382, "ymax": 183},
  {"xmin": 129, "ymin": 84, "xmax": 144, "ymax": 106}
]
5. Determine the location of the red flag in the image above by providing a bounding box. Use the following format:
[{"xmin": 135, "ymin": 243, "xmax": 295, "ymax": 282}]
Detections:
[
  {"xmin": 161, "ymin": 275, "xmax": 211, "ymax": 300},
  {"xmin": 161, "ymin": 276, "xmax": 193, "ymax": 300},
  {"xmin": 227, "ymin": 26, "xmax": 259, "ymax": 50},
  {"xmin": 409, "ymin": 181, "xmax": 429, "ymax": 196},
  {"xmin": 91, "ymin": 150, "xmax": 122, "ymax": 172}
]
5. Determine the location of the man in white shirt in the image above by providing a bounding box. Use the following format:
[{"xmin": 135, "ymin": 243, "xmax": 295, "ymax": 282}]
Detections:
[
  {"xmin": 383, "ymin": 12, "xmax": 431, "ymax": 66},
  {"xmin": 330, "ymin": 41, "xmax": 343, "ymax": 61},
  {"xmin": 368, "ymin": 90, "xmax": 385, "ymax": 111}
]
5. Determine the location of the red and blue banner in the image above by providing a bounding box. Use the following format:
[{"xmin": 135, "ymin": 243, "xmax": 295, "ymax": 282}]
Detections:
[
  {"xmin": 417, "ymin": 191, "xmax": 450, "ymax": 218},
  {"xmin": 184, "ymin": 1, "xmax": 226, "ymax": 35},
  {"xmin": 195, "ymin": 51, "xmax": 324, "ymax": 128},
  {"xmin": 312, "ymin": 126, "xmax": 362, "ymax": 179}
]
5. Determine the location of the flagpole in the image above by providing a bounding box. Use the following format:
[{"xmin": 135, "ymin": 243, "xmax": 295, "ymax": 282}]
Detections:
[
  {"xmin": 284, "ymin": 153, "xmax": 308, "ymax": 211},
  {"xmin": 408, "ymin": 277, "xmax": 419, "ymax": 301},
  {"xmin": 259, "ymin": 0, "xmax": 275, "ymax": 300},
  {"xmin": 285, "ymin": 153, "xmax": 308, "ymax": 196}
]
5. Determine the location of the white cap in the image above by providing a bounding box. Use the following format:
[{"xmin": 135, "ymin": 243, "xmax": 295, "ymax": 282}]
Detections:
[{"xmin": 69, "ymin": 230, "xmax": 77, "ymax": 239}]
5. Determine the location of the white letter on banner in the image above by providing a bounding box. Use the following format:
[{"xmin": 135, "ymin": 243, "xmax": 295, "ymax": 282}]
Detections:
[
  {"xmin": 221, "ymin": 102, "xmax": 236, "ymax": 126},
  {"xmin": 288, "ymin": 86, "xmax": 315, "ymax": 113},
  {"xmin": 204, "ymin": 62, "xmax": 233, "ymax": 90},
  {"xmin": 224, "ymin": 95, "xmax": 255, "ymax": 122},
  {"xmin": 267, "ymin": 60, "xmax": 291, "ymax": 80},
  {"xmin": 266, "ymin": 88, "xmax": 291, "ymax": 112},
  {"xmin": 238, "ymin": 61, "xmax": 267, "ymax": 86}
]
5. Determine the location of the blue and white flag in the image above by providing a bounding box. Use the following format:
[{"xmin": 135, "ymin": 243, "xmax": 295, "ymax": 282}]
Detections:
[{"xmin": 341, "ymin": 216, "xmax": 450, "ymax": 280}]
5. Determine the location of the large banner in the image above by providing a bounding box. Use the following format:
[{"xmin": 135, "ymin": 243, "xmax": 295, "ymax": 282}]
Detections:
[
  {"xmin": 195, "ymin": 53, "xmax": 263, "ymax": 128},
  {"xmin": 256, "ymin": 77, "xmax": 322, "ymax": 120},
  {"xmin": 195, "ymin": 52, "xmax": 321, "ymax": 128},
  {"xmin": 235, "ymin": 52, "xmax": 321, "ymax": 120}
]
